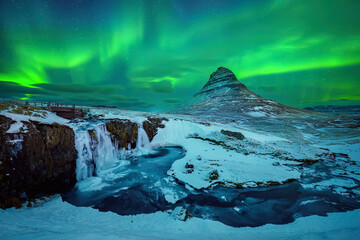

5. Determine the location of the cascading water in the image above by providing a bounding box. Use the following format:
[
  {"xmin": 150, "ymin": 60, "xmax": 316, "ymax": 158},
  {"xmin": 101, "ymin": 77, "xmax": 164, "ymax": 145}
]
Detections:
[
  {"xmin": 136, "ymin": 126, "xmax": 152, "ymax": 150},
  {"xmin": 75, "ymin": 122, "xmax": 153, "ymax": 181},
  {"xmin": 75, "ymin": 124, "xmax": 119, "ymax": 181},
  {"xmin": 75, "ymin": 129, "xmax": 94, "ymax": 181},
  {"xmin": 93, "ymin": 124, "xmax": 118, "ymax": 170}
]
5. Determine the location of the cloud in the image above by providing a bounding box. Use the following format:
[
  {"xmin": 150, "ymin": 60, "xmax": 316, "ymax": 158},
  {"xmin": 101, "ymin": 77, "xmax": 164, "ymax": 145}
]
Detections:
[
  {"xmin": 35, "ymin": 83, "xmax": 119, "ymax": 94},
  {"xmin": 68, "ymin": 95, "xmax": 110, "ymax": 104},
  {"xmin": 0, "ymin": 81, "xmax": 46, "ymax": 100},
  {"xmin": 110, "ymin": 95, "xmax": 155, "ymax": 109},
  {"xmin": 162, "ymin": 98, "xmax": 181, "ymax": 103},
  {"xmin": 111, "ymin": 95, "xmax": 139, "ymax": 103},
  {"xmin": 150, "ymin": 80, "xmax": 173, "ymax": 93},
  {"xmin": 116, "ymin": 101, "xmax": 154, "ymax": 109},
  {"xmin": 0, "ymin": 81, "xmax": 44, "ymax": 94}
]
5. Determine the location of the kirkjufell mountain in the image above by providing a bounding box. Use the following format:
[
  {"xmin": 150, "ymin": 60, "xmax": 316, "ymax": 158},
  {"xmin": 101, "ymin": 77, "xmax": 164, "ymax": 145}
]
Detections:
[{"xmin": 173, "ymin": 67, "xmax": 305, "ymax": 117}]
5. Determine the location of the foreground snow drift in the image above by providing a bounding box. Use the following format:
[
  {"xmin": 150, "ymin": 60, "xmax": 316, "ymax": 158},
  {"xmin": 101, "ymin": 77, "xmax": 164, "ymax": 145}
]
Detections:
[{"xmin": 1, "ymin": 196, "xmax": 360, "ymax": 240}]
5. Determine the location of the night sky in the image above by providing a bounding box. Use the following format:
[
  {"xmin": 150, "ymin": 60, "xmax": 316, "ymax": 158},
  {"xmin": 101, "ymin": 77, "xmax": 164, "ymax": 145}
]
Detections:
[{"xmin": 0, "ymin": 0, "xmax": 359, "ymax": 111}]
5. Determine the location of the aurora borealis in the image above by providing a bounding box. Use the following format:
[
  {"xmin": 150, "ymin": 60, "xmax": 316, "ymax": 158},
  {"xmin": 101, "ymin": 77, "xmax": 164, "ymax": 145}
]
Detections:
[{"xmin": 0, "ymin": 0, "xmax": 359, "ymax": 111}]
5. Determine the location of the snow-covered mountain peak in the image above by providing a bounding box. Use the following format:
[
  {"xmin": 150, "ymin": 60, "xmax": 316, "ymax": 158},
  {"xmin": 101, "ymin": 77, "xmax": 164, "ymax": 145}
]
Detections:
[
  {"xmin": 197, "ymin": 67, "xmax": 249, "ymax": 96},
  {"xmin": 172, "ymin": 67, "xmax": 307, "ymax": 118}
]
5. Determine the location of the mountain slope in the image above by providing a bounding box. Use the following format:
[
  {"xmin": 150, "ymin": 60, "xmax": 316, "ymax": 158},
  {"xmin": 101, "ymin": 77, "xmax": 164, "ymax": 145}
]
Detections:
[{"xmin": 172, "ymin": 67, "xmax": 305, "ymax": 117}]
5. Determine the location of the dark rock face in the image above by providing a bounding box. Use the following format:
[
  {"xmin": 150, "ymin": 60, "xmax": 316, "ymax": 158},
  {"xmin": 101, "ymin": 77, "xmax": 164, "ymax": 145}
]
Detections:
[
  {"xmin": 106, "ymin": 119, "xmax": 138, "ymax": 150},
  {"xmin": 0, "ymin": 115, "xmax": 77, "ymax": 209},
  {"xmin": 221, "ymin": 129, "xmax": 245, "ymax": 140},
  {"xmin": 142, "ymin": 117, "xmax": 168, "ymax": 141},
  {"xmin": 105, "ymin": 117, "xmax": 167, "ymax": 149}
]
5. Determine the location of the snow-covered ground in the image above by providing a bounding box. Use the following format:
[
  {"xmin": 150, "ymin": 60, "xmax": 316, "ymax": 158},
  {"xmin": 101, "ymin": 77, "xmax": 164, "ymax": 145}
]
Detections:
[
  {"xmin": 1, "ymin": 105, "xmax": 360, "ymax": 238},
  {"xmin": 152, "ymin": 119, "xmax": 301, "ymax": 189},
  {"xmin": 1, "ymin": 195, "xmax": 360, "ymax": 240},
  {"xmin": 0, "ymin": 104, "xmax": 70, "ymax": 130}
]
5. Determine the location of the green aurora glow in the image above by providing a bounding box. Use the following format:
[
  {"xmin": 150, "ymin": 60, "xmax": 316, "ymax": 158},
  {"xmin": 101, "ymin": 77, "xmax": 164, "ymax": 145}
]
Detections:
[{"xmin": 0, "ymin": 0, "xmax": 359, "ymax": 111}]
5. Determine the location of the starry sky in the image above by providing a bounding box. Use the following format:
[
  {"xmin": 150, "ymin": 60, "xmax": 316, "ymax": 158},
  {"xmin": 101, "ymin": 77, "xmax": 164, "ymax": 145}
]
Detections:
[{"xmin": 0, "ymin": 0, "xmax": 359, "ymax": 111}]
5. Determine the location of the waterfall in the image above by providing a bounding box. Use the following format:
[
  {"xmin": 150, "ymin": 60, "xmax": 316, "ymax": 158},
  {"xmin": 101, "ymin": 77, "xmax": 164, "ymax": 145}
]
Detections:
[
  {"xmin": 75, "ymin": 124, "xmax": 118, "ymax": 181},
  {"xmin": 75, "ymin": 130, "xmax": 94, "ymax": 181},
  {"xmin": 75, "ymin": 122, "xmax": 153, "ymax": 181},
  {"xmin": 137, "ymin": 127, "xmax": 152, "ymax": 151},
  {"xmin": 93, "ymin": 124, "xmax": 117, "ymax": 170}
]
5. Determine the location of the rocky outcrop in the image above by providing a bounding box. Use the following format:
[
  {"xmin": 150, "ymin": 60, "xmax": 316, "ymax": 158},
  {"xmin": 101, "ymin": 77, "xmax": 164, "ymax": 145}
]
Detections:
[
  {"xmin": 106, "ymin": 119, "xmax": 138, "ymax": 150},
  {"xmin": 0, "ymin": 115, "xmax": 77, "ymax": 209},
  {"xmin": 105, "ymin": 117, "xmax": 167, "ymax": 149},
  {"xmin": 142, "ymin": 117, "xmax": 168, "ymax": 141},
  {"xmin": 221, "ymin": 129, "xmax": 245, "ymax": 140}
]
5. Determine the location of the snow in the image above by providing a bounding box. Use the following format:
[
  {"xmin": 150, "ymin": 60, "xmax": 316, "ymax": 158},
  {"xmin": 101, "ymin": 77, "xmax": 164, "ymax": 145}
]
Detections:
[
  {"xmin": 325, "ymin": 142, "xmax": 360, "ymax": 162},
  {"xmin": 1, "ymin": 196, "xmax": 360, "ymax": 240},
  {"xmin": 300, "ymin": 199, "xmax": 321, "ymax": 205},
  {"xmin": 152, "ymin": 119, "xmax": 301, "ymax": 189},
  {"xmin": 0, "ymin": 109, "xmax": 70, "ymax": 125},
  {"xmin": 6, "ymin": 121, "xmax": 27, "ymax": 133},
  {"xmin": 87, "ymin": 107, "xmax": 148, "ymax": 124},
  {"xmin": 247, "ymin": 111, "xmax": 266, "ymax": 118},
  {"xmin": 1, "ymin": 105, "xmax": 359, "ymax": 238}
]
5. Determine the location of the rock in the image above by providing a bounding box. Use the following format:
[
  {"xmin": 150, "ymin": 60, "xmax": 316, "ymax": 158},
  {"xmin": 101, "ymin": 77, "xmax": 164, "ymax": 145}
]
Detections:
[
  {"xmin": 185, "ymin": 163, "xmax": 194, "ymax": 169},
  {"xmin": 185, "ymin": 162, "xmax": 194, "ymax": 173},
  {"xmin": 0, "ymin": 115, "xmax": 15, "ymax": 132},
  {"xmin": 105, "ymin": 117, "xmax": 164, "ymax": 150},
  {"xmin": 142, "ymin": 116, "xmax": 168, "ymax": 141},
  {"xmin": 105, "ymin": 119, "xmax": 138, "ymax": 149},
  {"xmin": 209, "ymin": 170, "xmax": 219, "ymax": 181},
  {"xmin": 0, "ymin": 116, "xmax": 77, "ymax": 209},
  {"xmin": 221, "ymin": 129, "xmax": 245, "ymax": 140}
]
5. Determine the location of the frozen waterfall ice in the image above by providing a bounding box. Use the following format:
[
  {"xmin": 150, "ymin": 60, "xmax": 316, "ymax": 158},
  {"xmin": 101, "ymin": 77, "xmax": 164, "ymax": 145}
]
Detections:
[
  {"xmin": 75, "ymin": 124, "xmax": 118, "ymax": 181},
  {"xmin": 136, "ymin": 126, "xmax": 152, "ymax": 151},
  {"xmin": 75, "ymin": 122, "xmax": 153, "ymax": 181}
]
